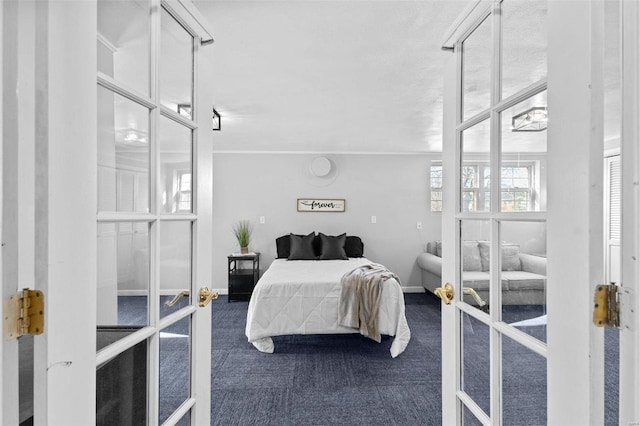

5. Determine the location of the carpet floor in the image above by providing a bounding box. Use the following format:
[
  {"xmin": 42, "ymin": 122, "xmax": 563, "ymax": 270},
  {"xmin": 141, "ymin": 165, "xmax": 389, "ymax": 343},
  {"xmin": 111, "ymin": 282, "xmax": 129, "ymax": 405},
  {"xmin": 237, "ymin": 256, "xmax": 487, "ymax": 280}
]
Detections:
[{"xmin": 117, "ymin": 292, "xmax": 618, "ymax": 425}]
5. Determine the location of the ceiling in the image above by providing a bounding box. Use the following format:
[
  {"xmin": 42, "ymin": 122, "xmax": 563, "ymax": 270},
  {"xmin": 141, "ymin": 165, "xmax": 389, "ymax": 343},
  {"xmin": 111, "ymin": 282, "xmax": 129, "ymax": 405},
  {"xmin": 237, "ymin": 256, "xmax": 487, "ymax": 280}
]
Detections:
[
  {"xmin": 194, "ymin": 0, "xmax": 620, "ymax": 154},
  {"xmin": 196, "ymin": 0, "xmax": 466, "ymax": 153}
]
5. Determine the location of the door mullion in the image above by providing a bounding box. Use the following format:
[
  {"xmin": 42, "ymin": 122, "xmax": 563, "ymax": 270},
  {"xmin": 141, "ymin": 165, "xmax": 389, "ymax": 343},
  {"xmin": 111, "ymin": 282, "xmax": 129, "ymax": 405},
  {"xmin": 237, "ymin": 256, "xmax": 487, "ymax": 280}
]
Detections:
[{"xmin": 147, "ymin": 0, "xmax": 161, "ymax": 425}]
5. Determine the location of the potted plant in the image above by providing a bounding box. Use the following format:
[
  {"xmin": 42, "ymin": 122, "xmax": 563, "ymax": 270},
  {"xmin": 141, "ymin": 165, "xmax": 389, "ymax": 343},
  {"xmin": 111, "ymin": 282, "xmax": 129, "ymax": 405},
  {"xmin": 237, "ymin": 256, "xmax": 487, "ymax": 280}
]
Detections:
[{"xmin": 232, "ymin": 220, "xmax": 252, "ymax": 254}]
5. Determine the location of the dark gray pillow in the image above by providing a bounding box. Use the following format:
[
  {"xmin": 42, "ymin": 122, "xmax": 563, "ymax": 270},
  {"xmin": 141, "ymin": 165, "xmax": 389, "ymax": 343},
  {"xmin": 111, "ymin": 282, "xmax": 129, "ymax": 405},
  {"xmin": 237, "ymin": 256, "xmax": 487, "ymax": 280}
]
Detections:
[
  {"xmin": 318, "ymin": 233, "xmax": 348, "ymax": 260},
  {"xmin": 344, "ymin": 236, "xmax": 364, "ymax": 257},
  {"xmin": 288, "ymin": 233, "xmax": 317, "ymax": 260}
]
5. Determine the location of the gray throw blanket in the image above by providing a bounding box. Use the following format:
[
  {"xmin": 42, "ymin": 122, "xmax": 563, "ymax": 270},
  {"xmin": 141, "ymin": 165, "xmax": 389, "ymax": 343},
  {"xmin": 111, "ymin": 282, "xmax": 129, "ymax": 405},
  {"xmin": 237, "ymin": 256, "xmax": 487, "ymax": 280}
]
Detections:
[{"xmin": 338, "ymin": 263, "xmax": 400, "ymax": 343}]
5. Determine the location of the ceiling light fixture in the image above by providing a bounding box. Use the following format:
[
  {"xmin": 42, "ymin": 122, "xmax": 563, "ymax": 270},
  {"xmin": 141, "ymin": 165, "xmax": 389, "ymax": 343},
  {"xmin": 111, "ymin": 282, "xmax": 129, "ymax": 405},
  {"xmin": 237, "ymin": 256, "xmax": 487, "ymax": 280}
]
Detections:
[
  {"xmin": 511, "ymin": 106, "xmax": 547, "ymax": 132},
  {"xmin": 212, "ymin": 107, "xmax": 221, "ymax": 131},
  {"xmin": 177, "ymin": 104, "xmax": 222, "ymax": 131}
]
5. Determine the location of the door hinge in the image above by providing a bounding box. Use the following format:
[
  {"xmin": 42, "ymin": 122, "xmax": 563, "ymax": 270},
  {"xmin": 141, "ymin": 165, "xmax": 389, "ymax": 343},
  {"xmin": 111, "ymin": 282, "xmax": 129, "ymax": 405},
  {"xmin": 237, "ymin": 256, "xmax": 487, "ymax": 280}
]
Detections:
[
  {"xmin": 3, "ymin": 288, "xmax": 45, "ymax": 339},
  {"xmin": 593, "ymin": 284, "xmax": 619, "ymax": 328}
]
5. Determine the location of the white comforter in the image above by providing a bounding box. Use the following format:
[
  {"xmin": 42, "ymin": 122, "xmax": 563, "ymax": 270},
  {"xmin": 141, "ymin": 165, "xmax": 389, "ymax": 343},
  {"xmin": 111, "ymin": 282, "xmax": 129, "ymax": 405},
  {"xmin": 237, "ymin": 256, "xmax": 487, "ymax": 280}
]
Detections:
[{"xmin": 245, "ymin": 258, "xmax": 411, "ymax": 357}]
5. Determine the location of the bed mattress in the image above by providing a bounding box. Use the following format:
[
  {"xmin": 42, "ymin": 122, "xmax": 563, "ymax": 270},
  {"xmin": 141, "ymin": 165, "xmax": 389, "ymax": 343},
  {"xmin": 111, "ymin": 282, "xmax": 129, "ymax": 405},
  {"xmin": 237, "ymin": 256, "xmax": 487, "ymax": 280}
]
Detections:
[{"xmin": 245, "ymin": 258, "xmax": 411, "ymax": 357}]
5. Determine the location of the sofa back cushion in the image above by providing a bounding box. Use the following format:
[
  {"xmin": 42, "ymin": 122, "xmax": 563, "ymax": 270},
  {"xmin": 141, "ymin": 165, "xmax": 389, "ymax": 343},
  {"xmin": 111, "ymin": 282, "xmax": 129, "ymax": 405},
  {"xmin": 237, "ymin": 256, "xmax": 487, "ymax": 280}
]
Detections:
[
  {"xmin": 462, "ymin": 241, "xmax": 482, "ymax": 271},
  {"xmin": 478, "ymin": 242, "xmax": 522, "ymax": 271}
]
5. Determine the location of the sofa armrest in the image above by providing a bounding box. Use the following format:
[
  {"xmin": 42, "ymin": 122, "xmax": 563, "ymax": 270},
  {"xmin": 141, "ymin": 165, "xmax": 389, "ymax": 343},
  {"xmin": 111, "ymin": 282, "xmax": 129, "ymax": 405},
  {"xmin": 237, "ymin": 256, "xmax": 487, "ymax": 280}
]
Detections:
[
  {"xmin": 519, "ymin": 253, "xmax": 547, "ymax": 276},
  {"xmin": 417, "ymin": 252, "xmax": 442, "ymax": 276}
]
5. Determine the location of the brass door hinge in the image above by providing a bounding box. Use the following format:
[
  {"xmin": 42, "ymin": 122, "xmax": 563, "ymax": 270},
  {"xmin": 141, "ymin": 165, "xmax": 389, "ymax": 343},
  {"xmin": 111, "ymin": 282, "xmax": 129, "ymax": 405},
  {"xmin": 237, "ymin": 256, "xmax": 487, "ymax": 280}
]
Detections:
[
  {"xmin": 593, "ymin": 284, "xmax": 619, "ymax": 328},
  {"xmin": 4, "ymin": 288, "xmax": 44, "ymax": 339}
]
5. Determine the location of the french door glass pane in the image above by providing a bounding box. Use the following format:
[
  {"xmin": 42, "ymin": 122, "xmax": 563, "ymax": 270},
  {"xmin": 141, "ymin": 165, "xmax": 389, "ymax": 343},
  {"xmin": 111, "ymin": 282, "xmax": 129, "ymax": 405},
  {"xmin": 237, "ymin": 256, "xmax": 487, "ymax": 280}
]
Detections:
[
  {"xmin": 461, "ymin": 120, "xmax": 490, "ymax": 213},
  {"xmin": 461, "ymin": 220, "xmax": 491, "ymax": 314},
  {"xmin": 159, "ymin": 221, "xmax": 192, "ymax": 318},
  {"xmin": 502, "ymin": 334, "xmax": 547, "ymax": 425},
  {"xmin": 501, "ymin": 0, "xmax": 547, "ymax": 100},
  {"xmin": 160, "ymin": 8, "xmax": 194, "ymax": 118},
  {"xmin": 461, "ymin": 312, "xmax": 490, "ymax": 417},
  {"xmin": 97, "ymin": 0, "xmax": 150, "ymax": 95},
  {"xmin": 500, "ymin": 91, "xmax": 547, "ymax": 212},
  {"xmin": 159, "ymin": 116, "xmax": 193, "ymax": 214},
  {"xmin": 97, "ymin": 85, "xmax": 150, "ymax": 213},
  {"xmin": 462, "ymin": 16, "xmax": 491, "ymax": 120},
  {"xmin": 159, "ymin": 315, "xmax": 191, "ymax": 424},
  {"xmin": 463, "ymin": 405, "xmax": 483, "ymax": 426},
  {"xmin": 97, "ymin": 222, "xmax": 149, "ymax": 328},
  {"xmin": 501, "ymin": 221, "xmax": 547, "ymax": 343}
]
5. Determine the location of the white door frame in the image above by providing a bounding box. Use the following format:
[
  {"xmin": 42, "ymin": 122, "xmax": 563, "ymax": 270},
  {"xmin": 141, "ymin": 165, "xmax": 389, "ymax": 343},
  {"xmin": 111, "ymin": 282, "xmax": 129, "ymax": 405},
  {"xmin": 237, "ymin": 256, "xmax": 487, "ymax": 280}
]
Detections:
[{"xmin": 619, "ymin": 0, "xmax": 640, "ymax": 423}]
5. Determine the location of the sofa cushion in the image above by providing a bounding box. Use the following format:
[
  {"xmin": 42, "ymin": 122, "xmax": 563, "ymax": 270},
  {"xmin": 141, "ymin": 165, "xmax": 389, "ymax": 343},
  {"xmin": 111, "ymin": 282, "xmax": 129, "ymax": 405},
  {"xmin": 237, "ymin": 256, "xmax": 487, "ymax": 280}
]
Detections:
[
  {"xmin": 435, "ymin": 241, "xmax": 442, "ymax": 257},
  {"xmin": 462, "ymin": 241, "xmax": 482, "ymax": 272},
  {"xmin": 502, "ymin": 271, "xmax": 546, "ymax": 290},
  {"xmin": 478, "ymin": 242, "xmax": 522, "ymax": 271},
  {"xmin": 462, "ymin": 271, "xmax": 490, "ymax": 290}
]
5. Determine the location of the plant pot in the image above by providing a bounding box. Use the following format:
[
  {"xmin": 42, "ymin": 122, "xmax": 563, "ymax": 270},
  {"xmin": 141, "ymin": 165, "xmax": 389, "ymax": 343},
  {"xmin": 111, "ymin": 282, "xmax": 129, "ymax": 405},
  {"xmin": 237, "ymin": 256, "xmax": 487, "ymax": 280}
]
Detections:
[{"xmin": 240, "ymin": 246, "xmax": 248, "ymax": 254}]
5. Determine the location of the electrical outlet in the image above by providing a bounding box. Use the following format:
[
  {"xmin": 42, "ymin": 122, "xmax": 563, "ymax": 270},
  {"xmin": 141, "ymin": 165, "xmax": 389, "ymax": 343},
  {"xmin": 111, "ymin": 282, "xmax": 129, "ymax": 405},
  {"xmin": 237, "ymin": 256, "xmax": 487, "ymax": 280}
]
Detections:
[
  {"xmin": 259, "ymin": 216, "xmax": 265, "ymax": 224},
  {"xmin": 417, "ymin": 221, "xmax": 422, "ymax": 230},
  {"xmin": 371, "ymin": 216, "xmax": 377, "ymax": 224}
]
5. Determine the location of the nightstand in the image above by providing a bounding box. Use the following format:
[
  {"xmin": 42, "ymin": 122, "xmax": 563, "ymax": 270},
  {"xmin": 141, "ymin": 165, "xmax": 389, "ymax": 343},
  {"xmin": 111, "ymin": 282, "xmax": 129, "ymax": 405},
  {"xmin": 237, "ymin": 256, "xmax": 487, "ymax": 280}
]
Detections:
[{"xmin": 227, "ymin": 252, "xmax": 260, "ymax": 302}]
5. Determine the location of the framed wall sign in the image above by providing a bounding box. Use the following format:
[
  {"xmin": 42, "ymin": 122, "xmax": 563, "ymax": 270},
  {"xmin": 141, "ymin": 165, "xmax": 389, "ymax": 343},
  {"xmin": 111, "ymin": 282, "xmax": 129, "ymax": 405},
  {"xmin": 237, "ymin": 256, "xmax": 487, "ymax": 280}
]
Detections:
[{"xmin": 297, "ymin": 198, "xmax": 345, "ymax": 212}]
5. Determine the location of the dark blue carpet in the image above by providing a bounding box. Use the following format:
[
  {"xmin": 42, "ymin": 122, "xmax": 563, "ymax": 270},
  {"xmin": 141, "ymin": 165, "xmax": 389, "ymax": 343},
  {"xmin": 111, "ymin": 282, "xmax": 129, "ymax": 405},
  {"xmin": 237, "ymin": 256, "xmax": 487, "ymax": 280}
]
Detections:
[
  {"xmin": 115, "ymin": 293, "xmax": 619, "ymax": 425},
  {"xmin": 211, "ymin": 293, "xmax": 442, "ymax": 426}
]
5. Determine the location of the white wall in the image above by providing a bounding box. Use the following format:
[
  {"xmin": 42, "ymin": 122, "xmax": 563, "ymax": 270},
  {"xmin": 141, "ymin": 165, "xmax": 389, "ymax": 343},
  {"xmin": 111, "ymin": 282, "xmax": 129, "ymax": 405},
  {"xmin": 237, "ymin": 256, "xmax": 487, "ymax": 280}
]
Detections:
[{"xmin": 212, "ymin": 152, "xmax": 442, "ymax": 292}]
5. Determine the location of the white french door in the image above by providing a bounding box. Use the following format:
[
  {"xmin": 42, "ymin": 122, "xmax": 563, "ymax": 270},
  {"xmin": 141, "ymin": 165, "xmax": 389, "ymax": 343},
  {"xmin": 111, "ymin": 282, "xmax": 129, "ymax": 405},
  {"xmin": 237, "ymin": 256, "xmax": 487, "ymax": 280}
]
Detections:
[
  {"xmin": 96, "ymin": 1, "xmax": 214, "ymax": 425},
  {"xmin": 441, "ymin": 1, "xmax": 640, "ymax": 424},
  {"xmin": 1, "ymin": 0, "xmax": 215, "ymax": 424}
]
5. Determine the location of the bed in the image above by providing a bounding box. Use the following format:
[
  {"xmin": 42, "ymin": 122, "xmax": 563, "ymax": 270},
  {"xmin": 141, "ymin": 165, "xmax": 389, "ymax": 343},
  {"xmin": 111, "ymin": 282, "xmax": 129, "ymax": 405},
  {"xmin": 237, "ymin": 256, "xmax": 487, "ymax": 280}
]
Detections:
[{"xmin": 245, "ymin": 233, "xmax": 411, "ymax": 357}]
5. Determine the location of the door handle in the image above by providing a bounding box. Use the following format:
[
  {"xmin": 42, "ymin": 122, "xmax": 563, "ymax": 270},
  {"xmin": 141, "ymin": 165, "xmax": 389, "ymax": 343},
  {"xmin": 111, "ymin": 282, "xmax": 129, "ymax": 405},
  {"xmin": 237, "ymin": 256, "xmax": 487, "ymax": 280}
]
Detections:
[
  {"xmin": 434, "ymin": 283, "xmax": 454, "ymax": 305},
  {"xmin": 199, "ymin": 287, "xmax": 219, "ymax": 307},
  {"xmin": 165, "ymin": 290, "xmax": 189, "ymax": 307}
]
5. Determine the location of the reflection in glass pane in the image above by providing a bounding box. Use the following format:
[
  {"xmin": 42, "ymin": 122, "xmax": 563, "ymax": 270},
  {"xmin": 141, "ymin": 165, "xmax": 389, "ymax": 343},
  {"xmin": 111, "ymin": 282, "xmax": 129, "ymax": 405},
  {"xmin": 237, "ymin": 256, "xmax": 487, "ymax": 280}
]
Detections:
[
  {"xmin": 160, "ymin": 221, "xmax": 192, "ymax": 318},
  {"xmin": 462, "ymin": 16, "xmax": 491, "ymax": 120},
  {"xmin": 461, "ymin": 120, "xmax": 490, "ymax": 213},
  {"xmin": 160, "ymin": 117, "xmax": 193, "ymax": 214},
  {"xmin": 461, "ymin": 220, "xmax": 491, "ymax": 313},
  {"xmin": 97, "ymin": 222, "xmax": 149, "ymax": 328},
  {"xmin": 463, "ymin": 405, "xmax": 484, "ymax": 426},
  {"xmin": 501, "ymin": 91, "xmax": 547, "ymax": 212},
  {"xmin": 461, "ymin": 313, "xmax": 490, "ymax": 417},
  {"xmin": 98, "ymin": 85, "xmax": 150, "ymax": 213},
  {"xmin": 175, "ymin": 413, "xmax": 190, "ymax": 426},
  {"xmin": 160, "ymin": 8, "xmax": 193, "ymax": 118},
  {"xmin": 159, "ymin": 315, "xmax": 191, "ymax": 424},
  {"xmin": 501, "ymin": 0, "xmax": 547, "ymax": 100},
  {"xmin": 97, "ymin": 0, "xmax": 150, "ymax": 95},
  {"xmin": 501, "ymin": 221, "xmax": 547, "ymax": 343},
  {"xmin": 502, "ymin": 334, "xmax": 547, "ymax": 424}
]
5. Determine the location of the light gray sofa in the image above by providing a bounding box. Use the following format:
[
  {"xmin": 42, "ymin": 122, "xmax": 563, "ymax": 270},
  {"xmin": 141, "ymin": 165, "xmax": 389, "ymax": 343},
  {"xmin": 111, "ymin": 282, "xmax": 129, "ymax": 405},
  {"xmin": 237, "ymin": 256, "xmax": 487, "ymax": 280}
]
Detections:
[{"xmin": 417, "ymin": 241, "xmax": 547, "ymax": 305}]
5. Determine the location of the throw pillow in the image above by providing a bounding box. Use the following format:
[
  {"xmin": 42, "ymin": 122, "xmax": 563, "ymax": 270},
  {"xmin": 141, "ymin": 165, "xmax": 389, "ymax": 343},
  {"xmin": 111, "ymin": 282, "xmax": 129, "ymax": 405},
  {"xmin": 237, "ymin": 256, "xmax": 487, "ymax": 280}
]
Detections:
[
  {"xmin": 344, "ymin": 236, "xmax": 364, "ymax": 257},
  {"xmin": 288, "ymin": 233, "xmax": 317, "ymax": 260},
  {"xmin": 501, "ymin": 244, "xmax": 522, "ymax": 271},
  {"xmin": 462, "ymin": 241, "xmax": 482, "ymax": 271},
  {"xmin": 275, "ymin": 234, "xmax": 291, "ymax": 258},
  {"xmin": 318, "ymin": 233, "xmax": 348, "ymax": 260},
  {"xmin": 477, "ymin": 241, "xmax": 522, "ymax": 271}
]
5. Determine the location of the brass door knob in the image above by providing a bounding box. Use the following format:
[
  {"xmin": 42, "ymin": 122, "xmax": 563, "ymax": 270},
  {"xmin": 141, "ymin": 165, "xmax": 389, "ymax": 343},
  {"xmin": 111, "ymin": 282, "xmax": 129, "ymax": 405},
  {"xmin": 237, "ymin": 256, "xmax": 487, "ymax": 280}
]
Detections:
[
  {"xmin": 199, "ymin": 287, "xmax": 219, "ymax": 307},
  {"xmin": 434, "ymin": 283, "xmax": 454, "ymax": 305}
]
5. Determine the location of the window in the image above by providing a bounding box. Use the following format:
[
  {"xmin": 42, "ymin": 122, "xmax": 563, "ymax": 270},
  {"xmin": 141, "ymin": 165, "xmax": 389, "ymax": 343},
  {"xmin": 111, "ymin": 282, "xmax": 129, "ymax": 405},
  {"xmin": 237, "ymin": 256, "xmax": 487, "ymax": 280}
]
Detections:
[
  {"xmin": 177, "ymin": 171, "xmax": 191, "ymax": 212},
  {"xmin": 430, "ymin": 164, "xmax": 443, "ymax": 212},
  {"xmin": 430, "ymin": 162, "xmax": 536, "ymax": 212}
]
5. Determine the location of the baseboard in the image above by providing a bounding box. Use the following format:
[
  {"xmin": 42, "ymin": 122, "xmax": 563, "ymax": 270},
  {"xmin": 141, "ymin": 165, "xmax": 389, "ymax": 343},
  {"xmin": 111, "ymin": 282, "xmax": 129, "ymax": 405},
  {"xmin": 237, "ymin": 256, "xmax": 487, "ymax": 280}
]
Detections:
[{"xmin": 402, "ymin": 286, "xmax": 426, "ymax": 293}]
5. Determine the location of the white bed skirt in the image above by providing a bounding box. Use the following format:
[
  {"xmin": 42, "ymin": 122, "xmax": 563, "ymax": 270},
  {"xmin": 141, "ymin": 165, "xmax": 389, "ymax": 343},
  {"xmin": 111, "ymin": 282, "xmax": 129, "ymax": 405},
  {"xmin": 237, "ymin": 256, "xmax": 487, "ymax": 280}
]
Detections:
[{"xmin": 245, "ymin": 258, "xmax": 411, "ymax": 358}]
